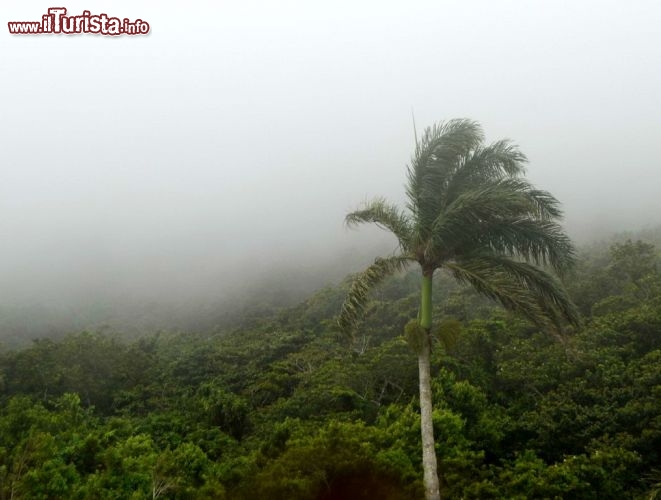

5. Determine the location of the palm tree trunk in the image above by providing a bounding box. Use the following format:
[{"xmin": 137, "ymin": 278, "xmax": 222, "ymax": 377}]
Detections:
[{"xmin": 419, "ymin": 273, "xmax": 441, "ymax": 500}]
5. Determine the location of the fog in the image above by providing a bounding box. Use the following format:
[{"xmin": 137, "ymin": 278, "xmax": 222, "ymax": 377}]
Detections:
[{"xmin": 1, "ymin": 1, "xmax": 660, "ymax": 338}]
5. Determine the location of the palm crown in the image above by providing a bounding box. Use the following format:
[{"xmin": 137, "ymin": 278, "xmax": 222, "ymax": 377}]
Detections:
[{"xmin": 339, "ymin": 118, "xmax": 580, "ymax": 334}]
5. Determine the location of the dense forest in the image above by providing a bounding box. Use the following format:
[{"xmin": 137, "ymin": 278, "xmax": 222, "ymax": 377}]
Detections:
[{"xmin": 0, "ymin": 231, "xmax": 660, "ymax": 499}]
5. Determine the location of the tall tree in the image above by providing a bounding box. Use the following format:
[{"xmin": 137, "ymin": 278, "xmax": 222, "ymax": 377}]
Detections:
[{"xmin": 338, "ymin": 119, "xmax": 580, "ymax": 500}]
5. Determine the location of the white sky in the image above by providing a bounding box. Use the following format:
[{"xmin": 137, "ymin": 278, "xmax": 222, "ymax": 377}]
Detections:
[{"xmin": 1, "ymin": 0, "xmax": 660, "ymax": 304}]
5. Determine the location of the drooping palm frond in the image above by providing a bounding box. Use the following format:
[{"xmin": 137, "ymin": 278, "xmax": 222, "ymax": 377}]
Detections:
[
  {"xmin": 338, "ymin": 255, "xmax": 412, "ymax": 336},
  {"xmin": 465, "ymin": 255, "xmax": 579, "ymax": 326},
  {"xmin": 445, "ymin": 255, "xmax": 580, "ymax": 332},
  {"xmin": 345, "ymin": 198, "xmax": 413, "ymax": 251}
]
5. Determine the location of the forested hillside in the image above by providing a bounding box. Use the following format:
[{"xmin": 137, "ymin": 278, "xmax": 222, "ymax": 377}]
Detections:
[{"xmin": 0, "ymin": 235, "xmax": 660, "ymax": 499}]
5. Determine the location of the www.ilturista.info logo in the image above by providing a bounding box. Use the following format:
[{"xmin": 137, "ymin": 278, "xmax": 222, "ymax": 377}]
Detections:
[{"xmin": 8, "ymin": 7, "xmax": 150, "ymax": 35}]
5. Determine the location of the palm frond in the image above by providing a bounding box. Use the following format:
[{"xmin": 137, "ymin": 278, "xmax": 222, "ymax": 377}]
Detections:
[
  {"xmin": 441, "ymin": 178, "xmax": 562, "ymax": 226},
  {"xmin": 466, "ymin": 255, "xmax": 579, "ymax": 326},
  {"xmin": 426, "ymin": 179, "xmax": 568, "ymax": 265},
  {"xmin": 524, "ymin": 188, "xmax": 564, "ymax": 220},
  {"xmin": 337, "ymin": 255, "xmax": 412, "ymax": 336},
  {"xmin": 405, "ymin": 119, "xmax": 484, "ymax": 234},
  {"xmin": 472, "ymin": 218, "xmax": 576, "ymax": 275},
  {"xmin": 445, "ymin": 257, "xmax": 581, "ymax": 331},
  {"xmin": 345, "ymin": 198, "xmax": 413, "ymax": 251},
  {"xmin": 444, "ymin": 140, "xmax": 528, "ymax": 204}
]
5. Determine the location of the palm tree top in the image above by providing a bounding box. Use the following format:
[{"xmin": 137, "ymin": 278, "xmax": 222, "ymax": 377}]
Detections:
[{"xmin": 339, "ymin": 118, "xmax": 580, "ymax": 335}]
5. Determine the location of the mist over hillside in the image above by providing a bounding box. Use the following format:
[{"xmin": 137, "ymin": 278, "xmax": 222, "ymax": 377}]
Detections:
[
  {"xmin": 0, "ymin": 229, "xmax": 399, "ymax": 347},
  {"xmin": 1, "ymin": 224, "xmax": 659, "ymax": 349},
  {"xmin": 2, "ymin": 1, "xmax": 661, "ymax": 347}
]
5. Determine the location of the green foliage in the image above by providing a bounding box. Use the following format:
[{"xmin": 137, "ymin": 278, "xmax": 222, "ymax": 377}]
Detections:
[
  {"xmin": 240, "ymin": 420, "xmax": 421, "ymax": 500},
  {"xmin": 197, "ymin": 382, "xmax": 251, "ymax": 440}
]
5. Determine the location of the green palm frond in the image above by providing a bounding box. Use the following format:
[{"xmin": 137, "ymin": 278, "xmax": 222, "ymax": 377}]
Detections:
[
  {"xmin": 445, "ymin": 257, "xmax": 579, "ymax": 331},
  {"xmin": 437, "ymin": 178, "xmax": 562, "ymax": 229},
  {"xmin": 472, "ymin": 218, "xmax": 576, "ymax": 275},
  {"xmin": 406, "ymin": 119, "xmax": 484, "ymax": 232},
  {"xmin": 444, "ymin": 140, "xmax": 528, "ymax": 203},
  {"xmin": 465, "ymin": 255, "xmax": 579, "ymax": 326},
  {"xmin": 338, "ymin": 255, "xmax": 412, "ymax": 336},
  {"xmin": 524, "ymin": 188, "xmax": 564, "ymax": 220},
  {"xmin": 426, "ymin": 179, "xmax": 569, "ymax": 265},
  {"xmin": 345, "ymin": 198, "xmax": 413, "ymax": 251},
  {"xmin": 427, "ymin": 181, "xmax": 528, "ymax": 254}
]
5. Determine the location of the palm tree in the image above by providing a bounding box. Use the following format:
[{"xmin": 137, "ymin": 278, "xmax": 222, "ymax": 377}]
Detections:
[{"xmin": 338, "ymin": 119, "xmax": 580, "ymax": 500}]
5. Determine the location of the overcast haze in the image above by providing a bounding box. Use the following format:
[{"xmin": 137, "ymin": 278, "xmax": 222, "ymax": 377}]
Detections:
[{"xmin": 1, "ymin": 1, "xmax": 660, "ymax": 322}]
